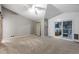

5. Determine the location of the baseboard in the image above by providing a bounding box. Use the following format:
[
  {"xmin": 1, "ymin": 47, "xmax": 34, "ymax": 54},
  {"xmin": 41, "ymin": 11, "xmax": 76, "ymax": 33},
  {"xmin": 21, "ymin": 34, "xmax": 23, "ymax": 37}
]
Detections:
[{"xmin": 2, "ymin": 34, "xmax": 32, "ymax": 43}]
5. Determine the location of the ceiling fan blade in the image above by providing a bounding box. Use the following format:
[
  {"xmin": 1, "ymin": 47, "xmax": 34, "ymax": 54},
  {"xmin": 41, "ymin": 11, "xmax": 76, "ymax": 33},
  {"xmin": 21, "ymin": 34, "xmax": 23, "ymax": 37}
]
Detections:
[
  {"xmin": 35, "ymin": 7, "xmax": 46, "ymax": 10},
  {"xmin": 35, "ymin": 9, "xmax": 38, "ymax": 16},
  {"xmin": 23, "ymin": 4, "xmax": 33, "ymax": 9}
]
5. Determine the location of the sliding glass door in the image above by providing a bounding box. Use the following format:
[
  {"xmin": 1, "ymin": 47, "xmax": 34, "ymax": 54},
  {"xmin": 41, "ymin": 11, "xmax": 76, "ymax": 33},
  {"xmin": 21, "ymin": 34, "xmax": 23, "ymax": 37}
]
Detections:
[
  {"xmin": 55, "ymin": 20, "xmax": 72, "ymax": 39},
  {"xmin": 63, "ymin": 21, "xmax": 72, "ymax": 39}
]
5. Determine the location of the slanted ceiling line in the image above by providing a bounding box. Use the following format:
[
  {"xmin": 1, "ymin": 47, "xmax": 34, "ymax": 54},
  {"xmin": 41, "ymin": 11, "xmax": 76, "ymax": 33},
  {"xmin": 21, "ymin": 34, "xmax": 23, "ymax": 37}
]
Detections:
[{"xmin": 2, "ymin": 6, "xmax": 18, "ymax": 15}]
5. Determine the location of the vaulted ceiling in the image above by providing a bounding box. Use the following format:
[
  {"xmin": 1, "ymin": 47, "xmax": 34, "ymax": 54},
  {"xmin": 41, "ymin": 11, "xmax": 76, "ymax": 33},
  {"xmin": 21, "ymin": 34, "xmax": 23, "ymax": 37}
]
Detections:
[
  {"xmin": 2, "ymin": 4, "xmax": 47, "ymax": 22},
  {"xmin": 2, "ymin": 4, "xmax": 79, "ymax": 22},
  {"xmin": 45, "ymin": 4, "xmax": 79, "ymax": 19},
  {"xmin": 53, "ymin": 4, "xmax": 79, "ymax": 12},
  {"xmin": 44, "ymin": 4, "xmax": 62, "ymax": 19}
]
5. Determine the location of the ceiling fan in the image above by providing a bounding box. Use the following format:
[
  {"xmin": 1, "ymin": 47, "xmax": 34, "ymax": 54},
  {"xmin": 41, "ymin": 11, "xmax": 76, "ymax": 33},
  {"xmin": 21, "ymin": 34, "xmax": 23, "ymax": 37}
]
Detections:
[
  {"xmin": 34, "ymin": 6, "xmax": 46, "ymax": 16},
  {"xmin": 24, "ymin": 4, "xmax": 46, "ymax": 16}
]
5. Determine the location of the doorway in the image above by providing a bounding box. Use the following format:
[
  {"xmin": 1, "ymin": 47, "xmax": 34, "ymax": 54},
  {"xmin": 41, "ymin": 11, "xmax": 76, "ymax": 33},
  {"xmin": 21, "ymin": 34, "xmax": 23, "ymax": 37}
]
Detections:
[{"xmin": 35, "ymin": 22, "xmax": 41, "ymax": 36}]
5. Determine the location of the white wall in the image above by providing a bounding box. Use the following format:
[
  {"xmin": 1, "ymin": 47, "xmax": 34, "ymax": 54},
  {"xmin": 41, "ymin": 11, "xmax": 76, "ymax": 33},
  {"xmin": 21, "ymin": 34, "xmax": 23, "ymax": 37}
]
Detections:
[
  {"xmin": 2, "ymin": 8, "xmax": 34, "ymax": 42},
  {"xmin": 48, "ymin": 12, "xmax": 79, "ymax": 39}
]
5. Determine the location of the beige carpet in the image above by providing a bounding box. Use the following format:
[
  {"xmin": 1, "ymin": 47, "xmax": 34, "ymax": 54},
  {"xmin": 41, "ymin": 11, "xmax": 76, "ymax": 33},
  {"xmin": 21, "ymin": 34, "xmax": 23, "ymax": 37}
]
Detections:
[{"xmin": 0, "ymin": 35, "xmax": 79, "ymax": 54}]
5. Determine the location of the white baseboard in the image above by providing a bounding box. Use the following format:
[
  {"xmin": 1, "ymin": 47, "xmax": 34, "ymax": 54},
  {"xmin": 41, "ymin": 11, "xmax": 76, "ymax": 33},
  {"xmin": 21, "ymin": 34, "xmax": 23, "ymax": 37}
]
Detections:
[{"xmin": 2, "ymin": 34, "xmax": 32, "ymax": 43}]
